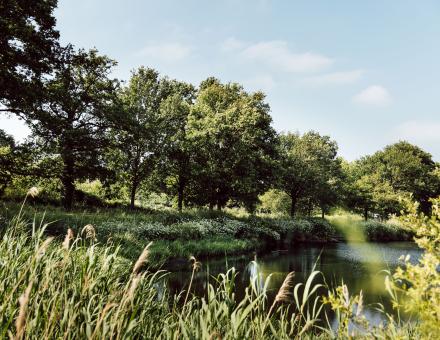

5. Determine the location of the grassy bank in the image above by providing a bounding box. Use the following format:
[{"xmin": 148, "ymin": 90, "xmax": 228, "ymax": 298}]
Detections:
[{"xmin": 0, "ymin": 201, "xmax": 413, "ymax": 267}]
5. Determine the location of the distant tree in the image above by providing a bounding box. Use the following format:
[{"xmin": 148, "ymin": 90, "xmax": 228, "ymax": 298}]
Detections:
[
  {"xmin": 111, "ymin": 67, "xmax": 187, "ymax": 209},
  {"xmin": 13, "ymin": 46, "xmax": 120, "ymax": 209},
  {"xmin": 0, "ymin": 0, "xmax": 59, "ymax": 111},
  {"xmin": 278, "ymin": 131, "xmax": 341, "ymax": 217},
  {"xmin": 186, "ymin": 78, "xmax": 278, "ymax": 211},
  {"xmin": 156, "ymin": 83, "xmax": 196, "ymax": 212},
  {"xmin": 346, "ymin": 142, "xmax": 440, "ymax": 218}
]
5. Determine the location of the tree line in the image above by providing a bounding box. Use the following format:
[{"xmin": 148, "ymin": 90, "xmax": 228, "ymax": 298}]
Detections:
[{"xmin": 1, "ymin": 0, "xmax": 440, "ymax": 218}]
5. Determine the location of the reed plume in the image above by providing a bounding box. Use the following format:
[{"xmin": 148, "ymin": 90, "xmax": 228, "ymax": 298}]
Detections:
[
  {"xmin": 62, "ymin": 228, "xmax": 74, "ymax": 250},
  {"xmin": 133, "ymin": 242, "xmax": 152, "ymax": 274},
  {"xmin": 267, "ymin": 271, "xmax": 295, "ymax": 318},
  {"xmin": 15, "ymin": 281, "xmax": 33, "ymax": 339},
  {"xmin": 81, "ymin": 224, "xmax": 97, "ymax": 241}
]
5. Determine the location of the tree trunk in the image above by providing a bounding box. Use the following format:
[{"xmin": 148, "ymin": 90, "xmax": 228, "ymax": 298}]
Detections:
[
  {"xmin": 61, "ymin": 152, "xmax": 75, "ymax": 211},
  {"xmin": 177, "ymin": 176, "xmax": 184, "ymax": 213},
  {"xmin": 364, "ymin": 207, "xmax": 368, "ymax": 221},
  {"xmin": 290, "ymin": 195, "xmax": 297, "ymax": 218},
  {"xmin": 321, "ymin": 208, "xmax": 325, "ymax": 219},
  {"xmin": 130, "ymin": 179, "xmax": 138, "ymax": 210}
]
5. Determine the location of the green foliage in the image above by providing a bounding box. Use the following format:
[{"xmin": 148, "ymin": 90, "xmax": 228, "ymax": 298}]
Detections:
[
  {"xmin": 277, "ymin": 131, "xmax": 342, "ymax": 217},
  {"xmin": 13, "ymin": 46, "xmax": 120, "ymax": 209},
  {"xmin": 0, "ymin": 213, "xmax": 329, "ymax": 339},
  {"xmin": 389, "ymin": 198, "xmax": 440, "ymax": 337},
  {"xmin": 258, "ymin": 189, "xmax": 291, "ymax": 215},
  {"xmin": 0, "ymin": 0, "xmax": 59, "ymax": 110},
  {"xmin": 110, "ymin": 67, "xmax": 194, "ymax": 209},
  {"xmin": 186, "ymin": 78, "xmax": 278, "ymax": 211},
  {"xmin": 344, "ymin": 141, "xmax": 440, "ymax": 218}
]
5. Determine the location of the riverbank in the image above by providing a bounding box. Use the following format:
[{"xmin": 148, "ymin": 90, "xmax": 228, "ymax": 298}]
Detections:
[
  {"xmin": 0, "ymin": 202, "xmax": 413, "ymax": 267},
  {"xmin": 0, "ymin": 211, "xmax": 424, "ymax": 339}
]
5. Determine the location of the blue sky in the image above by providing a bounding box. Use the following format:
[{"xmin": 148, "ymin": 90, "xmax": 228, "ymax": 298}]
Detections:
[{"xmin": 2, "ymin": 0, "xmax": 439, "ymax": 160}]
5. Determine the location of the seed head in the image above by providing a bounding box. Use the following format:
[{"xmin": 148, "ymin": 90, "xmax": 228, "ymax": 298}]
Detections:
[
  {"xmin": 81, "ymin": 224, "xmax": 97, "ymax": 241},
  {"xmin": 275, "ymin": 271, "xmax": 295, "ymax": 303},
  {"xmin": 16, "ymin": 281, "xmax": 33, "ymax": 338},
  {"xmin": 189, "ymin": 256, "xmax": 202, "ymax": 271},
  {"xmin": 27, "ymin": 187, "xmax": 39, "ymax": 198},
  {"xmin": 133, "ymin": 242, "xmax": 152, "ymax": 274}
]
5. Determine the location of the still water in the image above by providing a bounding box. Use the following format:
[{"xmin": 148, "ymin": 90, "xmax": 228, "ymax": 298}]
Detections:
[{"xmin": 165, "ymin": 242, "xmax": 422, "ymax": 325}]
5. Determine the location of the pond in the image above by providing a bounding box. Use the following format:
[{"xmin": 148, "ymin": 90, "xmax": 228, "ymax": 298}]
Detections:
[{"xmin": 165, "ymin": 242, "xmax": 422, "ymax": 326}]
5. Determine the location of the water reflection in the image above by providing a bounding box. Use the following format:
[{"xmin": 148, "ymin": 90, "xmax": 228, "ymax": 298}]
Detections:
[{"xmin": 165, "ymin": 242, "xmax": 422, "ymax": 325}]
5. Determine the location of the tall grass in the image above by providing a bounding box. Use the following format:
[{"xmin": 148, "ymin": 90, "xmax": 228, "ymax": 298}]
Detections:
[
  {"xmin": 0, "ymin": 197, "xmax": 430, "ymax": 339},
  {"xmin": 0, "ymin": 212, "xmax": 332, "ymax": 338}
]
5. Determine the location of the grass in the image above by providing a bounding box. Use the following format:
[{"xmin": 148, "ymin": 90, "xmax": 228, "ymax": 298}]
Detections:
[
  {"xmin": 0, "ymin": 207, "xmax": 423, "ymax": 339},
  {"xmin": 0, "ymin": 201, "xmax": 414, "ymax": 269}
]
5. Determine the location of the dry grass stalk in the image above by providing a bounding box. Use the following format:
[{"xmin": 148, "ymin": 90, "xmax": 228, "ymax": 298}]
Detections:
[
  {"xmin": 15, "ymin": 281, "xmax": 33, "ymax": 339},
  {"xmin": 62, "ymin": 228, "xmax": 74, "ymax": 250},
  {"xmin": 183, "ymin": 256, "xmax": 202, "ymax": 307},
  {"xmin": 189, "ymin": 256, "xmax": 202, "ymax": 271},
  {"xmin": 133, "ymin": 242, "xmax": 152, "ymax": 274}
]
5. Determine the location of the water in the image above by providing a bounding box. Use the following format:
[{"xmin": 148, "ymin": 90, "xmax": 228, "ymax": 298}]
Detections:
[{"xmin": 165, "ymin": 242, "xmax": 422, "ymax": 326}]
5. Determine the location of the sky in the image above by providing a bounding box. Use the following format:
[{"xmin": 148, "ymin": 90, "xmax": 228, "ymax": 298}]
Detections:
[{"xmin": 2, "ymin": 0, "xmax": 440, "ymax": 161}]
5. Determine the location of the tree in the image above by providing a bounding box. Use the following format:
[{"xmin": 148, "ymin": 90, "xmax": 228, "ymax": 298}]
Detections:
[
  {"xmin": 278, "ymin": 131, "xmax": 341, "ymax": 217},
  {"xmin": 186, "ymin": 78, "xmax": 278, "ymax": 211},
  {"xmin": 156, "ymin": 83, "xmax": 196, "ymax": 212},
  {"xmin": 112, "ymin": 67, "xmax": 188, "ymax": 209},
  {"xmin": 13, "ymin": 46, "xmax": 119, "ymax": 209},
  {"xmin": 0, "ymin": 0, "xmax": 59, "ymax": 111},
  {"xmin": 0, "ymin": 129, "xmax": 15, "ymax": 196},
  {"xmin": 345, "ymin": 141, "xmax": 440, "ymax": 218}
]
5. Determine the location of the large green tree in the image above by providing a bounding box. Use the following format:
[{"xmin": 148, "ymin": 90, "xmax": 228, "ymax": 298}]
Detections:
[
  {"xmin": 345, "ymin": 141, "xmax": 440, "ymax": 218},
  {"xmin": 156, "ymin": 83, "xmax": 196, "ymax": 212},
  {"xmin": 186, "ymin": 78, "xmax": 278, "ymax": 211},
  {"xmin": 112, "ymin": 67, "xmax": 191, "ymax": 209},
  {"xmin": 278, "ymin": 131, "xmax": 341, "ymax": 217},
  {"xmin": 0, "ymin": 0, "xmax": 59, "ymax": 111},
  {"xmin": 16, "ymin": 46, "xmax": 120, "ymax": 209}
]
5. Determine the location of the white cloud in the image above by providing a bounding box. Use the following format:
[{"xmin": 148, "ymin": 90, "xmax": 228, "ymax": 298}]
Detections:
[
  {"xmin": 395, "ymin": 121, "xmax": 440, "ymax": 142},
  {"xmin": 242, "ymin": 75, "xmax": 276, "ymax": 92},
  {"xmin": 353, "ymin": 85, "xmax": 392, "ymax": 106},
  {"xmin": 221, "ymin": 37, "xmax": 245, "ymax": 52},
  {"xmin": 303, "ymin": 69, "xmax": 364, "ymax": 85},
  {"xmin": 136, "ymin": 42, "xmax": 191, "ymax": 62},
  {"xmin": 240, "ymin": 40, "xmax": 333, "ymax": 73}
]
